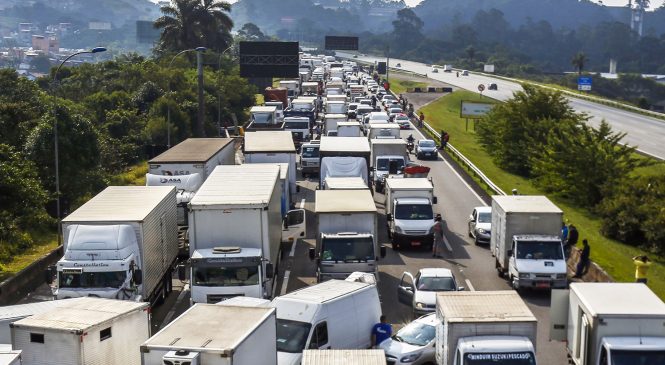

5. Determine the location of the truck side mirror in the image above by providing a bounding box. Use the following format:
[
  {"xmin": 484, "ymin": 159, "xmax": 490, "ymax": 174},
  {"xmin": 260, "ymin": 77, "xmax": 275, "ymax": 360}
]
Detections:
[
  {"xmin": 44, "ymin": 266, "xmax": 55, "ymax": 285},
  {"xmin": 309, "ymin": 247, "xmax": 316, "ymax": 260},
  {"xmin": 132, "ymin": 269, "xmax": 143, "ymax": 285},
  {"xmin": 266, "ymin": 263, "xmax": 274, "ymax": 279},
  {"xmin": 386, "ymin": 213, "xmax": 393, "ymax": 221},
  {"xmin": 432, "ymin": 197, "xmax": 438, "ymax": 204},
  {"xmin": 177, "ymin": 265, "xmax": 186, "ymax": 281},
  {"xmin": 507, "ymin": 249, "xmax": 513, "ymax": 257},
  {"xmin": 380, "ymin": 246, "xmax": 387, "ymax": 258}
]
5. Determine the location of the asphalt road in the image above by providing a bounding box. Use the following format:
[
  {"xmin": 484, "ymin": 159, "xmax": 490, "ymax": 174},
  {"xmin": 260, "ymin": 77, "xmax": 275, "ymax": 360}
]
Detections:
[{"xmin": 340, "ymin": 51, "xmax": 665, "ymax": 160}]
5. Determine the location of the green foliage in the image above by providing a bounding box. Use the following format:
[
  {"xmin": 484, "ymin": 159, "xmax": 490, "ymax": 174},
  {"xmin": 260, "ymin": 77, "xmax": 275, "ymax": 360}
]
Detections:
[
  {"xmin": 476, "ymin": 84, "xmax": 585, "ymax": 176},
  {"xmin": 0, "ymin": 69, "xmax": 46, "ymax": 147},
  {"xmin": 600, "ymin": 175, "xmax": 665, "ymax": 254},
  {"xmin": 571, "ymin": 52, "xmax": 588, "ymax": 75},
  {"xmin": 30, "ymin": 55, "xmax": 52, "ymax": 74},
  {"xmin": 237, "ymin": 23, "xmax": 269, "ymax": 41},
  {"xmin": 532, "ymin": 121, "xmax": 652, "ymax": 206}
]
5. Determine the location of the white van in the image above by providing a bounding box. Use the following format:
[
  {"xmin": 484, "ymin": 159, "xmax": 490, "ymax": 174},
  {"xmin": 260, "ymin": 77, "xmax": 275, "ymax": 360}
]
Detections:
[{"xmin": 272, "ymin": 280, "xmax": 381, "ymax": 365}]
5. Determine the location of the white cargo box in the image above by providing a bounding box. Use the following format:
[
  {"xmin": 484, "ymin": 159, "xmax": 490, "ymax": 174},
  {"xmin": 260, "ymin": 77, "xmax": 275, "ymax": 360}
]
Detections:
[
  {"xmin": 148, "ymin": 138, "xmax": 236, "ymax": 178},
  {"xmin": 302, "ymin": 349, "xmax": 385, "ymax": 364},
  {"xmin": 323, "ymin": 176, "xmax": 368, "ymax": 190},
  {"xmin": 11, "ymin": 298, "xmax": 150, "ymax": 365},
  {"xmin": 0, "ymin": 298, "xmax": 85, "ymax": 344},
  {"xmin": 244, "ymin": 131, "xmax": 297, "ymax": 195},
  {"xmin": 0, "ymin": 350, "xmax": 21, "ymax": 365}
]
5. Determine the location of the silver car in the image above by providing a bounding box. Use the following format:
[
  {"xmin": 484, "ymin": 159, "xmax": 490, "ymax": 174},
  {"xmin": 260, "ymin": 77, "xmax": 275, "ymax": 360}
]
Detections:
[
  {"xmin": 415, "ymin": 139, "xmax": 438, "ymax": 160},
  {"xmin": 468, "ymin": 206, "xmax": 492, "ymax": 245},
  {"xmin": 380, "ymin": 313, "xmax": 437, "ymax": 365}
]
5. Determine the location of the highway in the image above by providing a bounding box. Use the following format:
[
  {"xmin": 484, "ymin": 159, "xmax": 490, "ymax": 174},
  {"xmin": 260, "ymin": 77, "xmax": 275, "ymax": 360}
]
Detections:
[{"xmin": 338, "ymin": 52, "xmax": 665, "ymax": 160}]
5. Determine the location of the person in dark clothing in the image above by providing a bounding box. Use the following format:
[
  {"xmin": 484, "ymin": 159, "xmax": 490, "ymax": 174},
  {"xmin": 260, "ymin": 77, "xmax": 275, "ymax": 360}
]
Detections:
[
  {"xmin": 371, "ymin": 315, "xmax": 392, "ymax": 348},
  {"xmin": 371, "ymin": 95, "xmax": 377, "ymax": 109},
  {"xmin": 441, "ymin": 132, "xmax": 450, "ymax": 150},
  {"xmin": 574, "ymin": 239, "xmax": 590, "ymax": 278},
  {"xmin": 440, "ymin": 130, "xmax": 446, "ymax": 149},
  {"xmin": 565, "ymin": 224, "xmax": 579, "ymax": 259}
]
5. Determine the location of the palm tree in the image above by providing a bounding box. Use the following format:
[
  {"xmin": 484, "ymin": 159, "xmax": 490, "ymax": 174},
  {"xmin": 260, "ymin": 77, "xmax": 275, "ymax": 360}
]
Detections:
[
  {"xmin": 154, "ymin": 0, "xmax": 233, "ymax": 54},
  {"xmin": 571, "ymin": 52, "xmax": 588, "ymax": 75}
]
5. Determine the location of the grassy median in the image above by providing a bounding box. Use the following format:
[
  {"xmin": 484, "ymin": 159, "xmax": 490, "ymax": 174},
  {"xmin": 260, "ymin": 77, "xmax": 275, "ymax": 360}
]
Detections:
[
  {"xmin": 419, "ymin": 90, "xmax": 665, "ymax": 299},
  {"xmin": 388, "ymin": 77, "xmax": 428, "ymax": 95}
]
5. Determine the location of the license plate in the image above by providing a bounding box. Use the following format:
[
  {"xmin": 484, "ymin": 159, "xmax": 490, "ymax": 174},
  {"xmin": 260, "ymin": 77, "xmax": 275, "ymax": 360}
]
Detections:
[
  {"xmin": 411, "ymin": 241, "xmax": 421, "ymax": 246},
  {"xmin": 536, "ymin": 282, "xmax": 550, "ymax": 288}
]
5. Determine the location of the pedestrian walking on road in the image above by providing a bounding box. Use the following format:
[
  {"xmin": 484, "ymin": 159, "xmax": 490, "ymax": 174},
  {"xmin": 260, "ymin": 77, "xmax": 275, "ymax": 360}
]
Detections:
[
  {"xmin": 371, "ymin": 315, "xmax": 392, "ymax": 348},
  {"xmin": 432, "ymin": 214, "xmax": 445, "ymax": 258},
  {"xmin": 633, "ymin": 255, "xmax": 652, "ymax": 284},
  {"xmin": 573, "ymin": 239, "xmax": 590, "ymax": 278}
]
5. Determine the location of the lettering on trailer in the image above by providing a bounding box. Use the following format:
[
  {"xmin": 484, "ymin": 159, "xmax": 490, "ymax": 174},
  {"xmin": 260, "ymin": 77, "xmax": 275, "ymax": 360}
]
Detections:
[
  {"xmin": 159, "ymin": 177, "xmax": 182, "ymax": 184},
  {"xmin": 72, "ymin": 262, "xmax": 111, "ymax": 267},
  {"xmin": 160, "ymin": 170, "xmax": 192, "ymax": 176},
  {"xmin": 466, "ymin": 353, "xmax": 532, "ymax": 360}
]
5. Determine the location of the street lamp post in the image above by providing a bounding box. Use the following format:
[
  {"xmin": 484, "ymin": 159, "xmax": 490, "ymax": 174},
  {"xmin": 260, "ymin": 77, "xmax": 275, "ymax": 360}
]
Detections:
[
  {"xmin": 217, "ymin": 45, "xmax": 235, "ymax": 137},
  {"xmin": 52, "ymin": 46, "xmax": 106, "ymax": 245},
  {"xmin": 167, "ymin": 47, "xmax": 207, "ymax": 147}
]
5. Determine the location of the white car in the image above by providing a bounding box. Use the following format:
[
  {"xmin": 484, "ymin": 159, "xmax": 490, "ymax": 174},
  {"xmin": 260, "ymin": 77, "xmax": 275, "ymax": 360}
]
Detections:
[
  {"xmin": 415, "ymin": 139, "xmax": 438, "ymax": 160},
  {"xmin": 461, "ymin": 70, "xmax": 469, "ymax": 76},
  {"xmin": 388, "ymin": 107, "xmax": 403, "ymax": 120},
  {"xmin": 381, "ymin": 95, "xmax": 396, "ymax": 105},
  {"xmin": 468, "ymin": 206, "xmax": 492, "ymax": 245},
  {"xmin": 379, "ymin": 313, "xmax": 436, "ymax": 365},
  {"xmin": 395, "ymin": 114, "xmax": 410, "ymax": 129},
  {"xmin": 398, "ymin": 268, "xmax": 464, "ymax": 317}
]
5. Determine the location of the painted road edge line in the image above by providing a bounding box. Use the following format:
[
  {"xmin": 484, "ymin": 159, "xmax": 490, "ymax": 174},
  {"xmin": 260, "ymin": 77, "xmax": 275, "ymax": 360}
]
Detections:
[
  {"xmin": 465, "ymin": 279, "xmax": 475, "ymax": 291},
  {"xmin": 442, "ymin": 233, "xmax": 453, "ymax": 252}
]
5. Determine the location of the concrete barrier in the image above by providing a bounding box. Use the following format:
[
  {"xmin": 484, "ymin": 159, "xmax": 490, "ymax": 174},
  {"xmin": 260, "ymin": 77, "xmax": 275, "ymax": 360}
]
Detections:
[
  {"xmin": 0, "ymin": 246, "xmax": 63, "ymax": 305},
  {"xmin": 567, "ymin": 246, "xmax": 613, "ymax": 282}
]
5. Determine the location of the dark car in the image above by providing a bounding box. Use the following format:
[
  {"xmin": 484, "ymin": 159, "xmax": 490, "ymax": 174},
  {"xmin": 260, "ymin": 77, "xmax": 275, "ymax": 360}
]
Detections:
[{"xmin": 488, "ymin": 83, "xmax": 498, "ymax": 90}]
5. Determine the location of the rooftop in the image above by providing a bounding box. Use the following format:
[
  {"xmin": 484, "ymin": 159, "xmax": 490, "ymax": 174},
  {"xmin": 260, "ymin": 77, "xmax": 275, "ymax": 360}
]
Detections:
[
  {"xmin": 149, "ymin": 138, "xmax": 234, "ymax": 164},
  {"xmin": 244, "ymin": 131, "xmax": 296, "ymax": 153}
]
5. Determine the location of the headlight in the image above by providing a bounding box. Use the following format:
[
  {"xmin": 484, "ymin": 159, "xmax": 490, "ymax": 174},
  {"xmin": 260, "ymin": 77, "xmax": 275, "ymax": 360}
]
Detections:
[
  {"xmin": 477, "ymin": 228, "xmax": 486, "ymax": 234},
  {"xmin": 415, "ymin": 302, "xmax": 425, "ymax": 309},
  {"xmin": 400, "ymin": 352, "xmax": 423, "ymax": 363},
  {"xmin": 394, "ymin": 226, "xmax": 403, "ymax": 233},
  {"xmin": 519, "ymin": 273, "xmax": 530, "ymax": 279}
]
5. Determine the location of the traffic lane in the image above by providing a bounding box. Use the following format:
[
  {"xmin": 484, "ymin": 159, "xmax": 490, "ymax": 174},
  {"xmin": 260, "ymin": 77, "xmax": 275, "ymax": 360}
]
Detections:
[{"xmin": 400, "ymin": 123, "xmax": 568, "ymax": 365}]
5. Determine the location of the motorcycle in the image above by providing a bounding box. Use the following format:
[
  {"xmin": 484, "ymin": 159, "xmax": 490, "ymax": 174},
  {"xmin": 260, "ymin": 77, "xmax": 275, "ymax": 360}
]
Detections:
[{"xmin": 406, "ymin": 141, "xmax": 414, "ymax": 154}]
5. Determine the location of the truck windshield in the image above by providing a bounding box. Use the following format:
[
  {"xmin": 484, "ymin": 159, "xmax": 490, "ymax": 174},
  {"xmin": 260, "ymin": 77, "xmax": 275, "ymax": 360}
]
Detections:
[
  {"xmin": 284, "ymin": 121, "xmax": 309, "ymax": 129},
  {"xmin": 464, "ymin": 352, "xmax": 536, "ymax": 365},
  {"xmin": 376, "ymin": 158, "xmax": 405, "ymax": 171},
  {"xmin": 251, "ymin": 113, "xmax": 273, "ymax": 124},
  {"xmin": 321, "ymin": 237, "xmax": 374, "ymax": 262},
  {"xmin": 395, "ymin": 204, "xmax": 433, "ymax": 220},
  {"xmin": 292, "ymin": 103, "xmax": 312, "ymax": 112},
  {"xmin": 276, "ymin": 319, "xmax": 311, "ymax": 353},
  {"xmin": 417, "ymin": 276, "xmax": 456, "ymax": 291},
  {"xmin": 302, "ymin": 146, "xmax": 319, "ymax": 158},
  {"xmin": 192, "ymin": 266, "xmax": 259, "ymax": 287},
  {"xmin": 59, "ymin": 271, "xmax": 126, "ymax": 289},
  {"xmin": 611, "ymin": 350, "xmax": 665, "ymax": 365},
  {"xmin": 394, "ymin": 321, "xmax": 435, "ymax": 346},
  {"xmin": 477, "ymin": 212, "xmax": 491, "ymax": 223},
  {"xmin": 515, "ymin": 241, "xmax": 563, "ymax": 260}
]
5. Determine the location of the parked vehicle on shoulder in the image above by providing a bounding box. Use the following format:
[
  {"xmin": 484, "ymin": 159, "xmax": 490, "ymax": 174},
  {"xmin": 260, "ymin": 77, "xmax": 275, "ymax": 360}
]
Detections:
[
  {"xmin": 398, "ymin": 268, "xmax": 464, "ymax": 317},
  {"xmin": 395, "ymin": 63, "xmax": 402, "ymax": 67},
  {"xmin": 468, "ymin": 206, "xmax": 491, "ymax": 245},
  {"xmin": 432, "ymin": 68, "xmax": 439, "ymax": 73},
  {"xmin": 415, "ymin": 139, "xmax": 438, "ymax": 160},
  {"xmin": 379, "ymin": 313, "xmax": 437, "ymax": 365}
]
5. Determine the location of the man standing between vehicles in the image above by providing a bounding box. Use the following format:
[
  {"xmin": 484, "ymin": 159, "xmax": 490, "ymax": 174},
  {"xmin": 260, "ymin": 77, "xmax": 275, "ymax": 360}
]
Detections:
[
  {"xmin": 565, "ymin": 224, "xmax": 579, "ymax": 259},
  {"xmin": 633, "ymin": 256, "xmax": 652, "ymax": 284},
  {"xmin": 371, "ymin": 315, "xmax": 392, "ymax": 348},
  {"xmin": 573, "ymin": 239, "xmax": 590, "ymax": 278},
  {"xmin": 432, "ymin": 214, "xmax": 445, "ymax": 258}
]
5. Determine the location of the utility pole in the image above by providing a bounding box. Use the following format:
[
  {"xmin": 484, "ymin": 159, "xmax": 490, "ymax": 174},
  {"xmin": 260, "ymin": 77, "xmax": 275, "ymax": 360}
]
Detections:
[
  {"xmin": 196, "ymin": 49, "xmax": 205, "ymax": 137},
  {"xmin": 386, "ymin": 45, "xmax": 390, "ymax": 82}
]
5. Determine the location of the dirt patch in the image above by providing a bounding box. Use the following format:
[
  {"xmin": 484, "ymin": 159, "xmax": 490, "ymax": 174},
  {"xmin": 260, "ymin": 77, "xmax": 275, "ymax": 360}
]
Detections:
[{"xmin": 390, "ymin": 71, "xmax": 456, "ymax": 109}]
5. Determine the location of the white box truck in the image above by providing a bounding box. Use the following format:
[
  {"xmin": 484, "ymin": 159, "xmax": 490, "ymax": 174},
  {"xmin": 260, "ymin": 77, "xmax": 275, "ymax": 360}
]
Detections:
[
  {"xmin": 188, "ymin": 165, "xmax": 305, "ymax": 303},
  {"xmin": 0, "ymin": 350, "xmax": 21, "ymax": 365},
  {"xmin": 323, "ymin": 176, "xmax": 368, "ymax": 190},
  {"xmin": 272, "ymin": 280, "xmax": 382, "ymax": 365},
  {"xmin": 435, "ymin": 291, "xmax": 538, "ymax": 365},
  {"xmin": 309, "ymin": 190, "xmax": 385, "ymax": 282},
  {"xmin": 147, "ymin": 138, "xmax": 236, "ymax": 227},
  {"xmin": 141, "ymin": 304, "xmax": 277, "ymax": 365},
  {"xmin": 302, "ymin": 349, "xmax": 386, "ymax": 365},
  {"xmin": 10, "ymin": 297, "xmax": 150, "ymax": 365},
  {"xmin": 244, "ymin": 131, "xmax": 298, "ymax": 195},
  {"xmin": 337, "ymin": 121, "xmax": 362, "ymax": 137},
  {"xmin": 0, "ymin": 298, "xmax": 84, "ymax": 344},
  {"xmin": 323, "ymin": 113, "xmax": 347, "ymax": 133},
  {"xmin": 52, "ymin": 186, "xmax": 178, "ymax": 304},
  {"xmin": 550, "ymin": 283, "xmax": 665, "ymax": 365},
  {"xmin": 319, "ymin": 137, "xmax": 370, "ymax": 189},
  {"xmin": 368, "ymin": 123, "xmax": 400, "ymax": 140},
  {"xmin": 490, "ymin": 195, "xmax": 567, "ymax": 290},
  {"xmin": 384, "ymin": 178, "xmax": 437, "ymax": 250},
  {"xmin": 370, "ymin": 139, "xmax": 407, "ymax": 193}
]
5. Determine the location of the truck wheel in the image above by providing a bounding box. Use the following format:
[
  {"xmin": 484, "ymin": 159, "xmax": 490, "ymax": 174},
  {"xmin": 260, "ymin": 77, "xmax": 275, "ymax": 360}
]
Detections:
[{"xmin": 165, "ymin": 275, "xmax": 173, "ymax": 294}]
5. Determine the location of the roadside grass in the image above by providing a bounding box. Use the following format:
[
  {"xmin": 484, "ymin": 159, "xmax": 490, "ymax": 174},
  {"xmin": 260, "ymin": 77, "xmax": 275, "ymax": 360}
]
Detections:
[
  {"xmin": 419, "ymin": 90, "xmax": 665, "ymax": 299},
  {"xmin": 0, "ymin": 162, "xmax": 151, "ymax": 282},
  {"xmin": 388, "ymin": 77, "xmax": 428, "ymax": 95}
]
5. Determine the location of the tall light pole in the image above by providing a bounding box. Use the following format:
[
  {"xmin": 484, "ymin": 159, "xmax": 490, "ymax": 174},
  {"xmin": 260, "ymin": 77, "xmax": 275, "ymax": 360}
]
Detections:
[
  {"xmin": 217, "ymin": 45, "xmax": 235, "ymax": 137},
  {"xmin": 167, "ymin": 46, "xmax": 206, "ymax": 148},
  {"xmin": 196, "ymin": 48, "xmax": 206, "ymax": 138},
  {"xmin": 52, "ymin": 46, "xmax": 106, "ymax": 245}
]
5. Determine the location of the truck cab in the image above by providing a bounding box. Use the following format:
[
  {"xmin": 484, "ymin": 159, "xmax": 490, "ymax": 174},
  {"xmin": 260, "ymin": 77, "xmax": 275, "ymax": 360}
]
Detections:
[
  {"xmin": 385, "ymin": 178, "xmax": 437, "ymax": 250},
  {"xmin": 285, "ymin": 98, "xmax": 317, "ymax": 125},
  {"xmin": 300, "ymin": 141, "xmax": 320, "ymax": 177},
  {"xmin": 265, "ymin": 101, "xmax": 285, "ymax": 122},
  {"xmin": 508, "ymin": 234, "xmax": 567, "ymax": 290},
  {"xmin": 284, "ymin": 116, "xmax": 311, "ymax": 148}
]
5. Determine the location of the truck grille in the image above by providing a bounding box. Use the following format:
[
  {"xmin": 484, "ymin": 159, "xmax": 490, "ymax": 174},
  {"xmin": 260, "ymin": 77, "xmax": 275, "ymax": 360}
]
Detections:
[
  {"xmin": 207, "ymin": 294, "xmax": 243, "ymax": 304},
  {"xmin": 535, "ymin": 274, "xmax": 553, "ymax": 279},
  {"xmin": 405, "ymin": 230, "xmax": 428, "ymax": 235}
]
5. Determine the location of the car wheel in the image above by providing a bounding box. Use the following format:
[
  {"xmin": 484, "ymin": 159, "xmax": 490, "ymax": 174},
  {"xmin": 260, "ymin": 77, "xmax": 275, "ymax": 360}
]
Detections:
[{"xmin": 468, "ymin": 224, "xmax": 474, "ymax": 238}]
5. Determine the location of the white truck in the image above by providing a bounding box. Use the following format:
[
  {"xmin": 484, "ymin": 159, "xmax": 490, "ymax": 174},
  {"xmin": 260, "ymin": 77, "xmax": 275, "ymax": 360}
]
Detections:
[
  {"xmin": 141, "ymin": 304, "xmax": 276, "ymax": 365},
  {"xmin": 0, "ymin": 350, "xmax": 21, "ymax": 365},
  {"xmin": 337, "ymin": 121, "xmax": 362, "ymax": 137},
  {"xmin": 491, "ymin": 195, "xmax": 567, "ymax": 290},
  {"xmin": 247, "ymin": 106, "xmax": 284, "ymax": 131},
  {"xmin": 0, "ymin": 298, "xmax": 84, "ymax": 344},
  {"xmin": 323, "ymin": 176, "xmax": 368, "ymax": 190},
  {"xmin": 385, "ymin": 178, "xmax": 437, "ymax": 250},
  {"xmin": 243, "ymin": 131, "xmax": 297, "ymax": 195},
  {"xmin": 319, "ymin": 136, "xmax": 370, "ymax": 189},
  {"xmin": 283, "ymin": 116, "xmax": 311, "ymax": 148},
  {"xmin": 367, "ymin": 123, "xmax": 400, "ymax": 139},
  {"xmin": 323, "ymin": 113, "xmax": 347, "ymax": 133},
  {"xmin": 10, "ymin": 297, "xmax": 150, "ymax": 365},
  {"xmin": 325, "ymin": 101, "xmax": 347, "ymax": 115},
  {"xmin": 279, "ymin": 80, "xmax": 300, "ymax": 99},
  {"xmin": 302, "ymin": 350, "xmax": 386, "ymax": 365},
  {"xmin": 52, "ymin": 186, "xmax": 178, "ymax": 304},
  {"xmin": 370, "ymin": 138, "xmax": 407, "ymax": 193},
  {"xmin": 272, "ymin": 279, "xmax": 382, "ymax": 365},
  {"xmin": 188, "ymin": 165, "xmax": 305, "ymax": 303},
  {"xmin": 309, "ymin": 190, "xmax": 385, "ymax": 282},
  {"xmin": 550, "ymin": 283, "xmax": 665, "ymax": 365},
  {"xmin": 147, "ymin": 138, "xmax": 236, "ymax": 225},
  {"xmin": 435, "ymin": 291, "xmax": 538, "ymax": 365}
]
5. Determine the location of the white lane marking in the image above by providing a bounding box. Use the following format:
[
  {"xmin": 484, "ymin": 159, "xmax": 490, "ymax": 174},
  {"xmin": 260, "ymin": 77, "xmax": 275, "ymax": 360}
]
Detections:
[
  {"xmin": 410, "ymin": 120, "xmax": 487, "ymax": 206},
  {"xmin": 465, "ymin": 279, "xmax": 476, "ymax": 291},
  {"xmin": 289, "ymin": 238, "xmax": 297, "ymax": 257},
  {"xmin": 280, "ymin": 270, "xmax": 291, "ymax": 296},
  {"xmin": 299, "ymin": 198, "xmax": 306, "ymax": 209},
  {"xmin": 442, "ymin": 233, "xmax": 453, "ymax": 252},
  {"xmin": 161, "ymin": 283, "xmax": 189, "ymax": 329}
]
